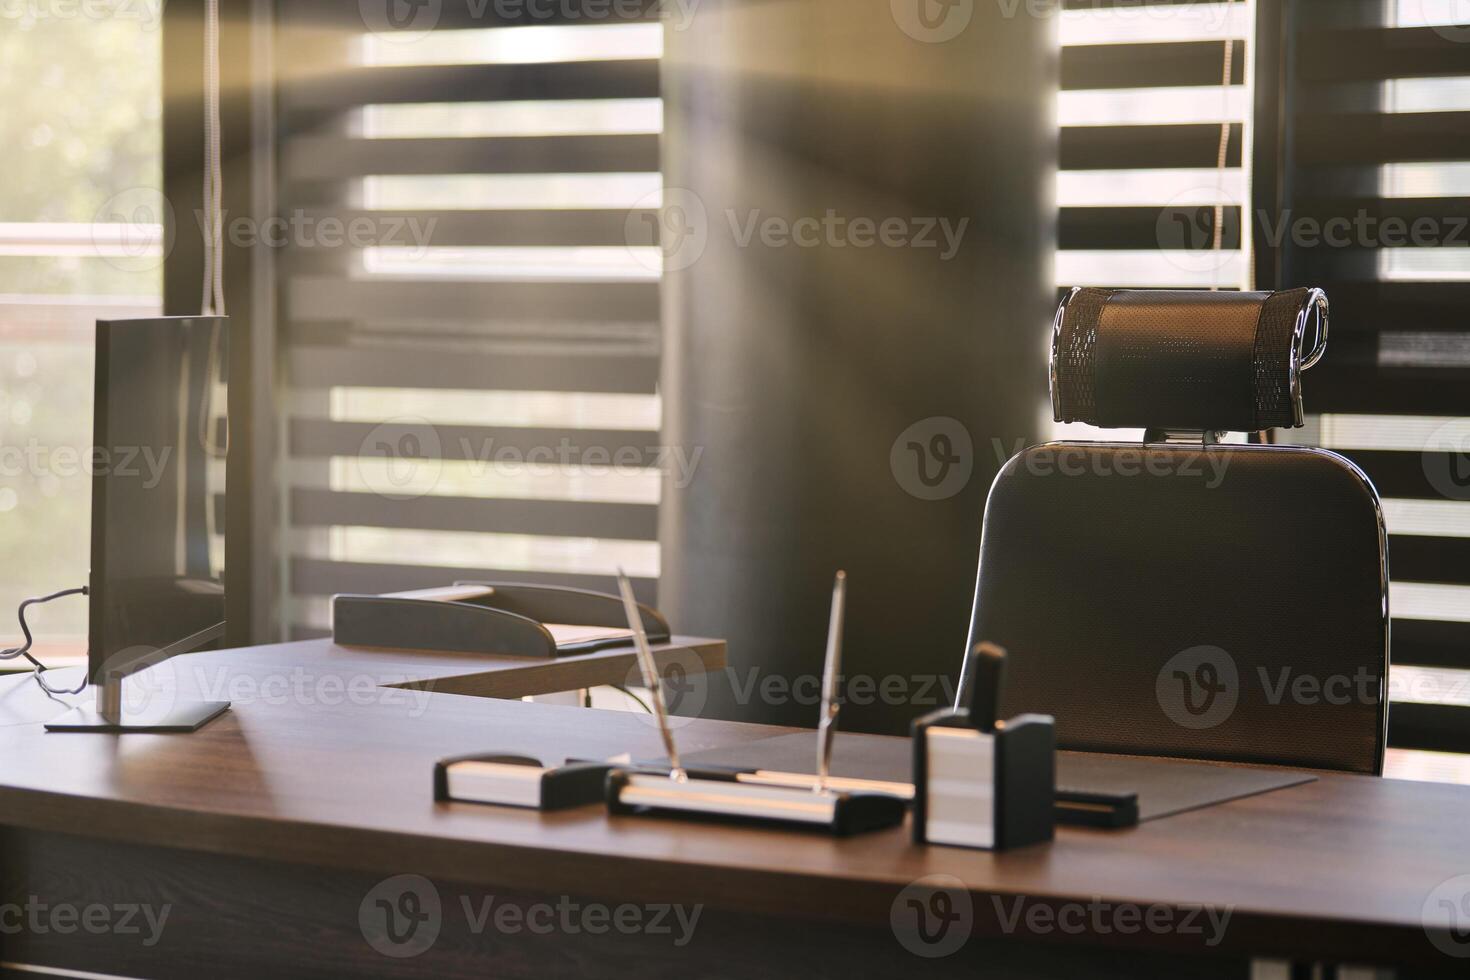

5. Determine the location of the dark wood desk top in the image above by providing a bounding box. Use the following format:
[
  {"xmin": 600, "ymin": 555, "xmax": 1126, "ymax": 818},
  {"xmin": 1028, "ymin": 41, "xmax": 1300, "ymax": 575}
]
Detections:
[{"xmin": 0, "ymin": 640, "xmax": 1466, "ymax": 968}]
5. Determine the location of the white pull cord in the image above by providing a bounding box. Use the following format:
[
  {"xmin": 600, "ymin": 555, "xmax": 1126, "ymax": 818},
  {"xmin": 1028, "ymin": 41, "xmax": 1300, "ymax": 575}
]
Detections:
[
  {"xmin": 198, "ymin": 0, "xmax": 228, "ymax": 460},
  {"xmin": 201, "ymin": 0, "xmax": 226, "ymax": 317},
  {"xmin": 1212, "ymin": 32, "xmax": 1235, "ymax": 256}
]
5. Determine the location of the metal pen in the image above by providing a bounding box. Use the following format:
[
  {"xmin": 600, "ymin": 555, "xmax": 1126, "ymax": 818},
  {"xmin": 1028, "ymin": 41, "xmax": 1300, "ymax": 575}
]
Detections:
[
  {"xmin": 616, "ymin": 569, "xmax": 687, "ymax": 782},
  {"xmin": 815, "ymin": 570, "xmax": 847, "ymax": 794}
]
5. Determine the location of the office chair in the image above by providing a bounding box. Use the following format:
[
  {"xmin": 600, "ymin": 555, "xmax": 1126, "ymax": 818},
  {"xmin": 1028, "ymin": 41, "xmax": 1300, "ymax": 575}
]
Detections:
[{"xmin": 962, "ymin": 288, "xmax": 1389, "ymax": 775}]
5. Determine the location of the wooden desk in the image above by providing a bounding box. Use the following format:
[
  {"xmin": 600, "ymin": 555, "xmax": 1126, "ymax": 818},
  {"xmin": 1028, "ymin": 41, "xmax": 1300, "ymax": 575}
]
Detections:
[{"xmin": 0, "ymin": 640, "xmax": 1466, "ymax": 979}]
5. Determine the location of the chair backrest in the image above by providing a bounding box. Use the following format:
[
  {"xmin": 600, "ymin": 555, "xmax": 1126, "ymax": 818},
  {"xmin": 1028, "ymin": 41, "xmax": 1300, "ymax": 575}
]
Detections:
[{"xmin": 962, "ymin": 288, "xmax": 1389, "ymax": 775}]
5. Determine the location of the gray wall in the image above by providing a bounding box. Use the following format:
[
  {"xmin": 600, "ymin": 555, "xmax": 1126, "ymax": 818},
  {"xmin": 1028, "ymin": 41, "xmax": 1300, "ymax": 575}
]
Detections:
[{"xmin": 659, "ymin": 0, "xmax": 1057, "ymax": 734}]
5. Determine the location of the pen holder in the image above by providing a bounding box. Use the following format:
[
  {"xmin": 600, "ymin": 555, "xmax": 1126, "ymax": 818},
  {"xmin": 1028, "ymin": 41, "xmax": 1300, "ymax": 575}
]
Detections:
[{"xmin": 911, "ymin": 709, "xmax": 1055, "ymax": 851}]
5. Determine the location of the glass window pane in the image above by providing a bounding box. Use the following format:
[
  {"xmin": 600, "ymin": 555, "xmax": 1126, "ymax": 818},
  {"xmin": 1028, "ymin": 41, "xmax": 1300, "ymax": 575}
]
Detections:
[{"xmin": 0, "ymin": 9, "xmax": 162, "ymax": 659}]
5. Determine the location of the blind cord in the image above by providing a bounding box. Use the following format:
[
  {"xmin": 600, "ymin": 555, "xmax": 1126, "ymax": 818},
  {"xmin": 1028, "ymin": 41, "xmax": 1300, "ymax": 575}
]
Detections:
[
  {"xmin": 1213, "ymin": 31, "xmax": 1235, "ymax": 258},
  {"xmin": 1210, "ymin": 0, "xmax": 1248, "ymax": 292},
  {"xmin": 201, "ymin": 0, "xmax": 225, "ymax": 317}
]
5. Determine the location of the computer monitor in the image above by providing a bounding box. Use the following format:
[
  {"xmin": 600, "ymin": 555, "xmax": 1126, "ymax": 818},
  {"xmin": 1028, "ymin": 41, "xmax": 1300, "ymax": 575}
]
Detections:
[{"xmin": 46, "ymin": 317, "xmax": 233, "ymax": 733}]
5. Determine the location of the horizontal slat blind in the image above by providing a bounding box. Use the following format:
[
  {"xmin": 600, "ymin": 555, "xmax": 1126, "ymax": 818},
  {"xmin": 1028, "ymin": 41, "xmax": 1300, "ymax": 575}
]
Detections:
[
  {"xmin": 1058, "ymin": 0, "xmax": 1252, "ymax": 294},
  {"xmin": 1259, "ymin": 0, "xmax": 1470, "ymax": 751},
  {"xmin": 1275, "ymin": 0, "xmax": 1470, "ymax": 391},
  {"xmin": 1051, "ymin": 0, "xmax": 1252, "ymax": 449},
  {"xmin": 276, "ymin": 2, "xmax": 664, "ymax": 638}
]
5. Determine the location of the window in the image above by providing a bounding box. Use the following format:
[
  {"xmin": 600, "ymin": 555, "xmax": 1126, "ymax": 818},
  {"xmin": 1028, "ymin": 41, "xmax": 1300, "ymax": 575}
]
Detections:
[
  {"xmin": 1051, "ymin": 0, "xmax": 1251, "ymax": 443},
  {"xmin": 1057, "ymin": 0, "xmax": 1251, "ymax": 296},
  {"xmin": 276, "ymin": 4, "xmax": 663, "ymax": 638},
  {"xmin": 0, "ymin": 4, "xmax": 162, "ymax": 661},
  {"xmin": 1256, "ymin": 0, "xmax": 1470, "ymax": 762},
  {"xmin": 1054, "ymin": 0, "xmax": 1470, "ymax": 764}
]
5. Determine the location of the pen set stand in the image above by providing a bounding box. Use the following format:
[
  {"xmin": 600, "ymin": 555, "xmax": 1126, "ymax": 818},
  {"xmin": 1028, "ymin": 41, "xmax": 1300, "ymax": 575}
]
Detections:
[
  {"xmin": 605, "ymin": 767, "xmax": 906, "ymax": 835},
  {"xmin": 605, "ymin": 570, "xmax": 907, "ymax": 836},
  {"xmin": 334, "ymin": 581, "xmax": 671, "ymax": 657}
]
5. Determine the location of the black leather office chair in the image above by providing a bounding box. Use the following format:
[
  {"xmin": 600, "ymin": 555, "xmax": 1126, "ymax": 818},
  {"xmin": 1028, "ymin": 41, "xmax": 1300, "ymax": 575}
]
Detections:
[{"xmin": 962, "ymin": 288, "xmax": 1389, "ymax": 774}]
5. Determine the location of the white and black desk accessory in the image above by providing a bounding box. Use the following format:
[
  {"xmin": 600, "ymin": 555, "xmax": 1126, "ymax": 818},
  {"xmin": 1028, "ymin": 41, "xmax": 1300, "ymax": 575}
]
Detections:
[
  {"xmin": 435, "ymin": 754, "xmax": 617, "ymax": 811},
  {"xmin": 607, "ymin": 571, "xmax": 907, "ymax": 836},
  {"xmin": 912, "ymin": 643, "xmax": 1056, "ymax": 850}
]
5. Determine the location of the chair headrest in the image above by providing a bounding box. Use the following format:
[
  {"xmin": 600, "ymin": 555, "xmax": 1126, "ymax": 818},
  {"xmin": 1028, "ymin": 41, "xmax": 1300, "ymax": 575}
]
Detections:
[{"xmin": 1050, "ymin": 287, "xmax": 1329, "ymax": 432}]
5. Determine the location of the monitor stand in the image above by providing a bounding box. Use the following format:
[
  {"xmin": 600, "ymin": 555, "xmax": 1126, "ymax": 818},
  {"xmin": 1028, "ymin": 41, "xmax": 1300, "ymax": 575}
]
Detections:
[{"xmin": 44, "ymin": 672, "xmax": 230, "ymax": 733}]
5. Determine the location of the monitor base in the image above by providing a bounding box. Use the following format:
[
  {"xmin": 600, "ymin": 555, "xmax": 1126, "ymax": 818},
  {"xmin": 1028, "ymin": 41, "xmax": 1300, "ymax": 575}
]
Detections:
[{"xmin": 44, "ymin": 701, "xmax": 230, "ymax": 733}]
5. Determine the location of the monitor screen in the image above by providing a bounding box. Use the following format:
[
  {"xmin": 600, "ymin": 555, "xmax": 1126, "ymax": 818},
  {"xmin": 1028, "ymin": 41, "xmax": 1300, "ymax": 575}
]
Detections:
[{"xmin": 88, "ymin": 317, "xmax": 228, "ymax": 682}]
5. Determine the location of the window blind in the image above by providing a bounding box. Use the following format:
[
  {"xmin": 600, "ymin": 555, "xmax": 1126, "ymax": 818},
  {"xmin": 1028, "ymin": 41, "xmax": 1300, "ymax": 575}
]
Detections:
[
  {"xmin": 1255, "ymin": 0, "xmax": 1470, "ymax": 752},
  {"xmin": 276, "ymin": 1, "xmax": 663, "ymax": 637},
  {"xmin": 1058, "ymin": 0, "xmax": 1252, "ymax": 296},
  {"xmin": 1052, "ymin": 0, "xmax": 1251, "ymax": 452}
]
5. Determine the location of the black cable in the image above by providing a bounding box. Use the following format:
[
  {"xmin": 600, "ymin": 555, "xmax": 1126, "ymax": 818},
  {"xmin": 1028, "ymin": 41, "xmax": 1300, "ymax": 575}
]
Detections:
[
  {"xmin": 610, "ymin": 684, "xmax": 653, "ymax": 715},
  {"xmin": 1, "ymin": 587, "xmax": 90, "ymax": 694}
]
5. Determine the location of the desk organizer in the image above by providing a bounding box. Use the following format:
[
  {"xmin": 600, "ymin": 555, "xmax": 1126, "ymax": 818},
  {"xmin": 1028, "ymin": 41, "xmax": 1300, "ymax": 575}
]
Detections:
[
  {"xmin": 332, "ymin": 582, "xmax": 671, "ymax": 658},
  {"xmin": 912, "ymin": 708, "xmax": 1055, "ymax": 850}
]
